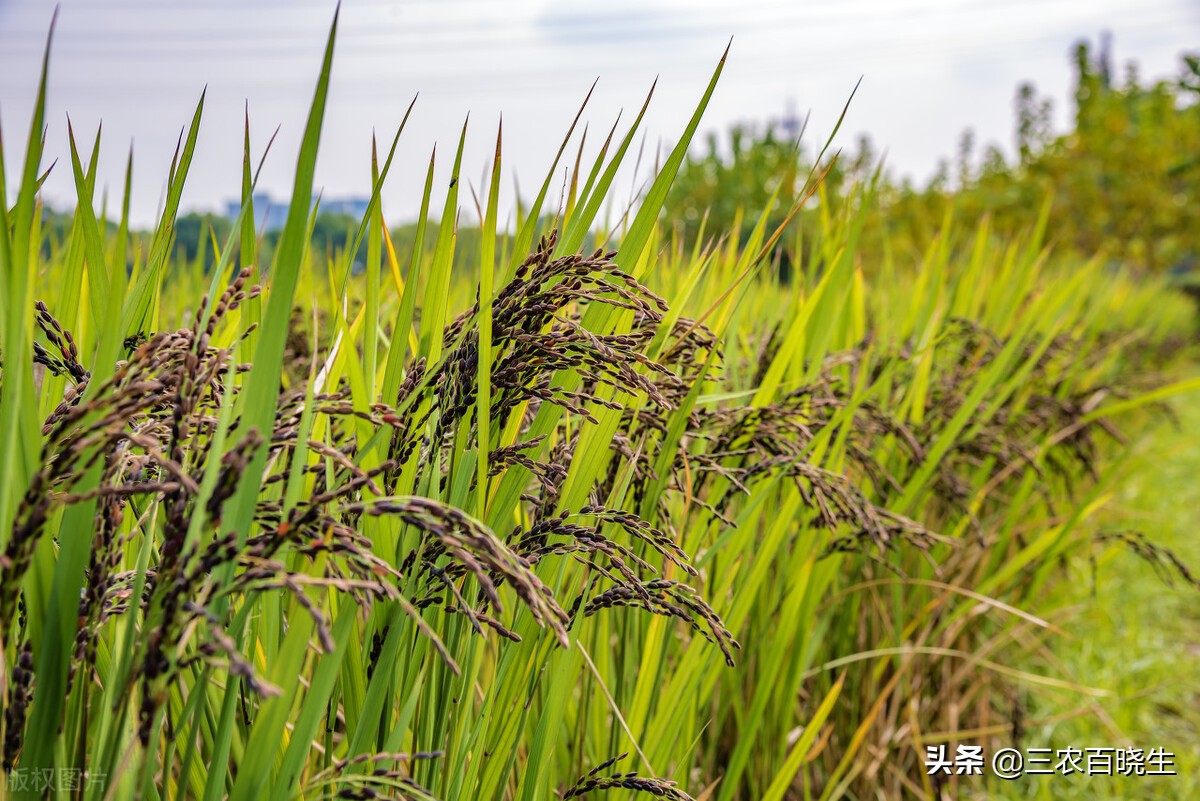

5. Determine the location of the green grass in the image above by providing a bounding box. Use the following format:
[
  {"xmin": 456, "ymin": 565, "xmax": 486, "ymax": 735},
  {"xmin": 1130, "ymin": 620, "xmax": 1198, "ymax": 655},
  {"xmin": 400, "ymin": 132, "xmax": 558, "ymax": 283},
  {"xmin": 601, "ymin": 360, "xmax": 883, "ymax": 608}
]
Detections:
[{"xmin": 981, "ymin": 382, "xmax": 1200, "ymax": 801}]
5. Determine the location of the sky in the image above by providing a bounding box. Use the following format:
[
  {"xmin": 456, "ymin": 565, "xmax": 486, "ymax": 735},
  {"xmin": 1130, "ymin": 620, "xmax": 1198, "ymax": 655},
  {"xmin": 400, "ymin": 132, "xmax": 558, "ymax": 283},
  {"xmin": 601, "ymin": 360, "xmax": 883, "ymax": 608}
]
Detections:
[{"xmin": 1, "ymin": 0, "xmax": 1198, "ymax": 229}]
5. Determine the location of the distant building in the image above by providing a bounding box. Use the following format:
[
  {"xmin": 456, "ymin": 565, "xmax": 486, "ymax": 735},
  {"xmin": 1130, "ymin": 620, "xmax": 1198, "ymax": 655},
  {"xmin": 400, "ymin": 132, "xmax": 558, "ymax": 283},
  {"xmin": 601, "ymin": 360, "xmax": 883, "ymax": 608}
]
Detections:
[
  {"xmin": 224, "ymin": 192, "xmax": 287, "ymax": 232},
  {"xmin": 321, "ymin": 197, "xmax": 371, "ymax": 219},
  {"xmin": 779, "ymin": 98, "xmax": 802, "ymax": 141},
  {"xmin": 224, "ymin": 192, "xmax": 371, "ymax": 232}
]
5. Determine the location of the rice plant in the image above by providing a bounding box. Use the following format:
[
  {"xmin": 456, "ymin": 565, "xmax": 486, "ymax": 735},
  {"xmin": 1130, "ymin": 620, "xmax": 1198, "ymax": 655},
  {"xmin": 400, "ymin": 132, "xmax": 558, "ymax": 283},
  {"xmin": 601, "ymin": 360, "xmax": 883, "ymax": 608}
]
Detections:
[{"xmin": 2, "ymin": 10, "xmax": 1196, "ymax": 801}]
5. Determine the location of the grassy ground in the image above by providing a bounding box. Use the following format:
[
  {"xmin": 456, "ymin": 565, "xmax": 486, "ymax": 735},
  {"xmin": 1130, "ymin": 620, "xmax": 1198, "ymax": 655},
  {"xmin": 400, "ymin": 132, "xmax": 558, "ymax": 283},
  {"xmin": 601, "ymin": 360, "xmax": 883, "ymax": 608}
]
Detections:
[{"xmin": 987, "ymin": 371, "xmax": 1200, "ymax": 800}]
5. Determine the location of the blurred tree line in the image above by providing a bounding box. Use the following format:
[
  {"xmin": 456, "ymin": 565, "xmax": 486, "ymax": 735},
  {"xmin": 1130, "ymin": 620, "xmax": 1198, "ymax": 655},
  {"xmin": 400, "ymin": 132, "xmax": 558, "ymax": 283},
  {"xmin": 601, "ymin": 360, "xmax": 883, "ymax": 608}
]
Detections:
[
  {"xmin": 661, "ymin": 38, "xmax": 1200, "ymax": 276},
  {"xmin": 168, "ymin": 210, "xmax": 491, "ymax": 276},
  {"xmin": 169, "ymin": 210, "xmax": 363, "ymax": 272},
  {"xmin": 37, "ymin": 38, "xmax": 1196, "ymax": 281},
  {"xmin": 49, "ymin": 209, "xmax": 485, "ymax": 277}
]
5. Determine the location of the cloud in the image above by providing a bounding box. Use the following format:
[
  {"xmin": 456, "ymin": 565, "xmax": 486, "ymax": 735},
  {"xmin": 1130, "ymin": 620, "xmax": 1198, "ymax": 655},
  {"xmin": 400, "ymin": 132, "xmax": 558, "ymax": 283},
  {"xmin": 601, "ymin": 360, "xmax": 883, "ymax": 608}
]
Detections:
[{"xmin": 533, "ymin": 1, "xmax": 718, "ymax": 51}]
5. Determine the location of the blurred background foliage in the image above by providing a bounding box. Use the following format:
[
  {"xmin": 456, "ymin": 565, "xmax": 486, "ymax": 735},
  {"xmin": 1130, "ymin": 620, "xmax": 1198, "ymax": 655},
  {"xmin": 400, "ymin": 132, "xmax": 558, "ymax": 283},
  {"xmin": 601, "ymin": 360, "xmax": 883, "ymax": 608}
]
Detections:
[
  {"xmin": 36, "ymin": 37, "xmax": 1200, "ymax": 291},
  {"xmin": 662, "ymin": 38, "xmax": 1200, "ymax": 279}
]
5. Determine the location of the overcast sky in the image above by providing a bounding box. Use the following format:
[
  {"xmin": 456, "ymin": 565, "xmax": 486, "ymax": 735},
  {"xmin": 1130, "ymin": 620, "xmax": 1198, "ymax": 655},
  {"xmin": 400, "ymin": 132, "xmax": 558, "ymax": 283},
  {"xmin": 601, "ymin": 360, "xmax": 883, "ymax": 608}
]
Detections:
[{"xmin": 1, "ymin": 0, "xmax": 1197, "ymax": 228}]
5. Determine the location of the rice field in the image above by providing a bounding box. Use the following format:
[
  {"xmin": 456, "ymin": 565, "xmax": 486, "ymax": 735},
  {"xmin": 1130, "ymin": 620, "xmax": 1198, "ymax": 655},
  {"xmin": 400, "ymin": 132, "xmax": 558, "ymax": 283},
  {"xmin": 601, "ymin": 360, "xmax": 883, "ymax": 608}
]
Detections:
[{"xmin": 1, "ymin": 12, "xmax": 1197, "ymax": 801}]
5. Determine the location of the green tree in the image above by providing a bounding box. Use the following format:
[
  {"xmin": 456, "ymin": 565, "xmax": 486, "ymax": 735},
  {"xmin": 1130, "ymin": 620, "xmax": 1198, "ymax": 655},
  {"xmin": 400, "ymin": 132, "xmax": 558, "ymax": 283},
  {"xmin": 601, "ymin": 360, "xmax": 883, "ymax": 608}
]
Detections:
[{"xmin": 664, "ymin": 40, "xmax": 1200, "ymax": 275}]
